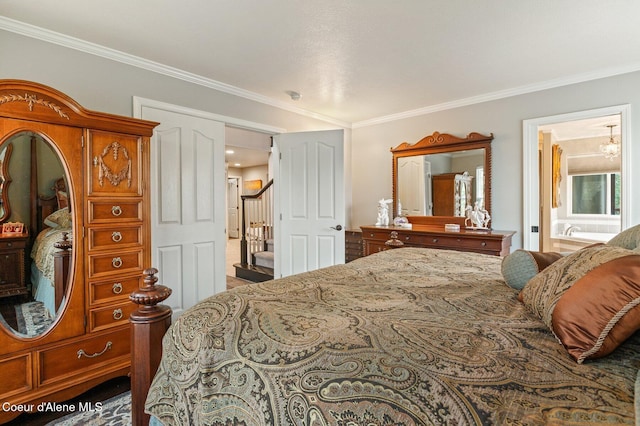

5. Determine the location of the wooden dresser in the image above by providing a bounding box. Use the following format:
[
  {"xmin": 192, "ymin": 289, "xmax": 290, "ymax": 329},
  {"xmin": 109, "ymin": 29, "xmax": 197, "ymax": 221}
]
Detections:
[
  {"xmin": 0, "ymin": 80, "xmax": 157, "ymax": 423},
  {"xmin": 361, "ymin": 225, "xmax": 514, "ymax": 257}
]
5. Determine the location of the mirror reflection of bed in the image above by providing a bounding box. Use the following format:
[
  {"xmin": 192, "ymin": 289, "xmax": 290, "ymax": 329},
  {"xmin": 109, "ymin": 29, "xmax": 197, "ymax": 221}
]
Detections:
[{"xmin": 0, "ymin": 133, "xmax": 71, "ymax": 337}]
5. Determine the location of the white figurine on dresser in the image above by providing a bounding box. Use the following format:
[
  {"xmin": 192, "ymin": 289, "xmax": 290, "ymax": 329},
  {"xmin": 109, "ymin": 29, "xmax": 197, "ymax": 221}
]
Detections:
[
  {"xmin": 465, "ymin": 202, "xmax": 491, "ymax": 229},
  {"xmin": 375, "ymin": 198, "xmax": 393, "ymax": 226}
]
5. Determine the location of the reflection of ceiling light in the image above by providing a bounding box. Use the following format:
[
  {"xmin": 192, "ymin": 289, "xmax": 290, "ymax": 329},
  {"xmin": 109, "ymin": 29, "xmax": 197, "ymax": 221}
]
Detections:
[
  {"xmin": 234, "ymin": 163, "xmax": 241, "ymax": 167},
  {"xmin": 225, "ymin": 149, "xmax": 234, "ymax": 154},
  {"xmin": 600, "ymin": 124, "xmax": 621, "ymax": 160}
]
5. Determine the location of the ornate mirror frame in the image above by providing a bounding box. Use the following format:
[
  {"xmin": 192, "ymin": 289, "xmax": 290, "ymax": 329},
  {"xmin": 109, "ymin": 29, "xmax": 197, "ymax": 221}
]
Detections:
[
  {"xmin": 0, "ymin": 142, "xmax": 13, "ymax": 223},
  {"xmin": 391, "ymin": 131, "xmax": 493, "ymax": 220}
]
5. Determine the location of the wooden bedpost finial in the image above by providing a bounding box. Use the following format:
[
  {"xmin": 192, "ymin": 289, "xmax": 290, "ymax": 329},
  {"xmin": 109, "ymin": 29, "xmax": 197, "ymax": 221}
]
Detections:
[
  {"xmin": 53, "ymin": 232, "xmax": 72, "ymax": 251},
  {"xmin": 129, "ymin": 267, "xmax": 172, "ymax": 312}
]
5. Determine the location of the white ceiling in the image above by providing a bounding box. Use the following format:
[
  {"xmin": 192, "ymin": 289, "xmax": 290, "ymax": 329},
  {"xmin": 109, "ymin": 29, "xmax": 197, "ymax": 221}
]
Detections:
[
  {"xmin": 225, "ymin": 126, "xmax": 271, "ymax": 168},
  {"xmin": 2, "ymin": 1, "xmax": 640, "ymax": 129},
  {"xmin": 539, "ymin": 115, "xmax": 621, "ymax": 141}
]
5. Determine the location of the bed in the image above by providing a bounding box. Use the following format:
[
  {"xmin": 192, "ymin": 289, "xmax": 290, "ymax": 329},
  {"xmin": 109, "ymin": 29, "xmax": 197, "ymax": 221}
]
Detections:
[
  {"xmin": 141, "ymin": 226, "xmax": 640, "ymax": 425},
  {"xmin": 30, "ymin": 177, "xmax": 72, "ymax": 317}
]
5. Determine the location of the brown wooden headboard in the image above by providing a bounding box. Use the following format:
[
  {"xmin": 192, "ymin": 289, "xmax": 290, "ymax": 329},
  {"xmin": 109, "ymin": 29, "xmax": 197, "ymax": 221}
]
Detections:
[{"xmin": 36, "ymin": 177, "xmax": 67, "ymax": 236}]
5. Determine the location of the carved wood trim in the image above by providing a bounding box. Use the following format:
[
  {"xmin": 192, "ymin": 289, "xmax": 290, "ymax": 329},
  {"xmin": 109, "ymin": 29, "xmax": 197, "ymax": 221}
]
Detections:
[
  {"xmin": 391, "ymin": 131, "xmax": 493, "ymax": 153},
  {"xmin": 0, "ymin": 93, "xmax": 70, "ymax": 119},
  {"xmin": 95, "ymin": 141, "xmax": 133, "ymax": 187}
]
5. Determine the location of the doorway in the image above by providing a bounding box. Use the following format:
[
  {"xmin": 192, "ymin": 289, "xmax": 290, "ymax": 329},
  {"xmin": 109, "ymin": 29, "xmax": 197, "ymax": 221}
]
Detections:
[
  {"xmin": 522, "ymin": 105, "xmax": 631, "ymax": 251},
  {"xmin": 224, "ymin": 126, "xmax": 272, "ymax": 279}
]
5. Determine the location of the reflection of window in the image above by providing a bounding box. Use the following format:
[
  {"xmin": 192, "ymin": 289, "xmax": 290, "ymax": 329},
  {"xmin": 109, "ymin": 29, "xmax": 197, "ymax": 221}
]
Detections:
[
  {"xmin": 475, "ymin": 166, "xmax": 484, "ymax": 208},
  {"xmin": 570, "ymin": 173, "xmax": 620, "ymax": 215}
]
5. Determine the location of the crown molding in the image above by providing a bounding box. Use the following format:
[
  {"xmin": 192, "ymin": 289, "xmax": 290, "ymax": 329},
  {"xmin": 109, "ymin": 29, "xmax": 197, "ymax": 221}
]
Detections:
[
  {"xmin": 0, "ymin": 16, "xmax": 351, "ymax": 129},
  {"xmin": 4, "ymin": 16, "xmax": 640, "ymax": 131}
]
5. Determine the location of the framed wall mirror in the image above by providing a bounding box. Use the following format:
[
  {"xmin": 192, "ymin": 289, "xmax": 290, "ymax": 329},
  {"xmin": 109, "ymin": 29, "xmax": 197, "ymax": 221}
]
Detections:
[{"xmin": 391, "ymin": 132, "xmax": 493, "ymax": 221}]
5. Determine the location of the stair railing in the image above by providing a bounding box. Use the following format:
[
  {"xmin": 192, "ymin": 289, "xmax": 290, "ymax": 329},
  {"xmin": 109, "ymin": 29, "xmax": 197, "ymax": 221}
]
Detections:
[{"xmin": 240, "ymin": 179, "xmax": 274, "ymax": 267}]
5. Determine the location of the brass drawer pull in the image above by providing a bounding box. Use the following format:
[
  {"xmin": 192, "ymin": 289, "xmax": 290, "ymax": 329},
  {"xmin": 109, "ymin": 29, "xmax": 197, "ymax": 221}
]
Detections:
[
  {"xmin": 112, "ymin": 257, "xmax": 123, "ymax": 268},
  {"xmin": 112, "ymin": 283, "xmax": 123, "ymax": 294},
  {"xmin": 112, "ymin": 309, "xmax": 123, "ymax": 320},
  {"xmin": 111, "ymin": 205, "xmax": 122, "ymax": 216},
  {"xmin": 432, "ymin": 238, "xmax": 438, "ymax": 243},
  {"xmin": 111, "ymin": 231, "xmax": 123, "ymax": 242},
  {"xmin": 77, "ymin": 341, "xmax": 112, "ymax": 359}
]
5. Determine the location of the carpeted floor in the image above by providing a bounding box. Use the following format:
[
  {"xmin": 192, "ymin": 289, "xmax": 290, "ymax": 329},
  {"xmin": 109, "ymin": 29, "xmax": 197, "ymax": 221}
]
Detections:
[
  {"xmin": 15, "ymin": 301, "xmax": 54, "ymax": 337},
  {"xmin": 227, "ymin": 275, "xmax": 251, "ymax": 290},
  {"xmin": 46, "ymin": 391, "xmax": 131, "ymax": 425}
]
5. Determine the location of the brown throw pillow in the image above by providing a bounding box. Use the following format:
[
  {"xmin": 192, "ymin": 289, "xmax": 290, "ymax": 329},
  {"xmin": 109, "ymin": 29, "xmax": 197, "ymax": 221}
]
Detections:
[{"xmin": 520, "ymin": 244, "xmax": 640, "ymax": 363}]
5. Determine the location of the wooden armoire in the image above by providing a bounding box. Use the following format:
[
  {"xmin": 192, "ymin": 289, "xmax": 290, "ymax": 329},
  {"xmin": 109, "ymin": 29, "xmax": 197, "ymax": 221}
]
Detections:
[
  {"xmin": 432, "ymin": 172, "xmax": 473, "ymax": 216},
  {"xmin": 0, "ymin": 80, "xmax": 157, "ymax": 423}
]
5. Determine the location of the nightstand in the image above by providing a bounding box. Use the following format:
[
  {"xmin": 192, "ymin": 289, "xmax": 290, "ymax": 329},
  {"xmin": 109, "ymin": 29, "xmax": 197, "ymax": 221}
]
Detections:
[{"xmin": 0, "ymin": 232, "xmax": 29, "ymax": 298}]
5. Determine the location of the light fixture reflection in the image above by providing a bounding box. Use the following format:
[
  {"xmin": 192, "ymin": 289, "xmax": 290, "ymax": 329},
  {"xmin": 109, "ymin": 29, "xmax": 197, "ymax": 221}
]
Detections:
[{"xmin": 600, "ymin": 124, "xmax": 620, "ymax": 160}]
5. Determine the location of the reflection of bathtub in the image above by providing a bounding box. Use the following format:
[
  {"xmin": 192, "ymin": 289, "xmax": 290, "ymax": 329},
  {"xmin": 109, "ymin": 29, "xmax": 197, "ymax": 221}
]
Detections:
[
  {"xmin": 551, "ymin": 231, "xmax": 618, "ymax": 252},
  {"xmin": 560, "ymin": 232, "xmax": 617, "ymax": 243}
]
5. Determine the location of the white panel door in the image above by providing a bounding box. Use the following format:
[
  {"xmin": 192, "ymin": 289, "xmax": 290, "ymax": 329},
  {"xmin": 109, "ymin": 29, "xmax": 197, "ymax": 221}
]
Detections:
[
  {"xmin": 141, "ymin": 106, "xmax": 226, "ymax": 318},
  {"xmin": 398, "ymin": 156, "xmax": 426, "ymax": 215},
  {"xmin": 274, "ymin": 129, "xmax": 345, "ymax": 278}
]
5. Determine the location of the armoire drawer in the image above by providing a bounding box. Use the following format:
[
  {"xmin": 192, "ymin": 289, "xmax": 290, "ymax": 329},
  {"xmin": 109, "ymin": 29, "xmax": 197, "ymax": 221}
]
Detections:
[
  {"xmin": 89, "ymin": 301, "xmax": 137, "ymax": 333},
  {"xmin": 87, "ymin": 199, "xmax": 143, "ymax": 224},
  {"xmin": 88, "ymin": 249, "xmax": 143, "ymax": 278},
  {"xmin": 0, "ymin": 353, "xmax": 32, "ymax": 398},
  {"xmin": 88, "ymin": 225, "xmax": 143, "ymax": 251},
  {"xmin": 38, "ymin": 327, "xmax": 130, "ymax": 386},
  {"xmin": 89, "ymin": 275, "xmax": 142, "ymax": 306}
]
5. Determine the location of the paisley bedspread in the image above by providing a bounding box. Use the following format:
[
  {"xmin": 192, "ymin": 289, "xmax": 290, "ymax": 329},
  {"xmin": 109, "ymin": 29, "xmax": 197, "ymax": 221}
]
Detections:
[
  {"xmin": 31, "ymin": 226, "xmax": 71, "ymax": 282},
  {"xmin": 146, "ymin": 248, "xmax": 640, "ymax": 425}
]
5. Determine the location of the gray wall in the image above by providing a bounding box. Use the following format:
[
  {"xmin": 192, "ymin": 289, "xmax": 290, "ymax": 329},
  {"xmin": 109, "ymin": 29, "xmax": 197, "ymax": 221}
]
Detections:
[{"xmin": 3, "ymin": 29, "xmax": 639, "ymax": 249}]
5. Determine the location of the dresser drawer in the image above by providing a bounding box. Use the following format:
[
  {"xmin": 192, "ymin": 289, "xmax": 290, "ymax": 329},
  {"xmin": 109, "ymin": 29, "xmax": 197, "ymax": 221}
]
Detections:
[
  {"xmin": 89, "ymin": 300, "xmax": 137, "ymax": 333},
  {"xmin": 454, "ymin": 236, "xmax": 502, "ymax": 252},
  {"xmin": 38, "ymin": 328, "xmax": 130, "ymax": 386},
  {"xmin": 403, "ymin": 233, "xmax": 461, "ymax": 248},
  {"xmin": 88, "ymin": 200, "xmax": 143, "ymax": 224},
  {"xmin": 89, "ymin": 276, "xmax": 142, "ymax": 306},
  {"xmin": 88, "ymin": 249, "xmax": 143, "ymax": 278},
  {"xmin": 88, "ymin": 225, "xmax": 143, "ymax": 251},
  {"xmin": 364, "ymin": 241, "xmax": 390, "ymax": 255},
  {"xmin": 0, "ymin": 239, "xmax": 27, "ymax": 250},
  {"xmin": 0, "ymin": 353, "xmax": 32, "ymax": 398}
]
